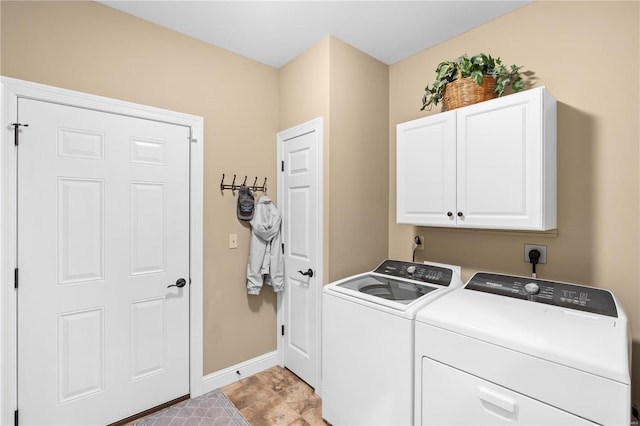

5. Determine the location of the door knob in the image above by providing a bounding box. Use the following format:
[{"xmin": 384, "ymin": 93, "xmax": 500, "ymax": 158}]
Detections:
[
  {"xmin": 298, "ymin": 268, "xmax": 314, "ymax": 278},
  {"xmin": 167, "ymin": 278, "xmax": 187, "ymax": 288}
]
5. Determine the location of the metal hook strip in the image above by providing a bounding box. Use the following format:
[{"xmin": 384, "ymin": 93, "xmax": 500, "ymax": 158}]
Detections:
[{"xmin": 220, "ymin": 174, "xmax": 268, "ymax": 193}]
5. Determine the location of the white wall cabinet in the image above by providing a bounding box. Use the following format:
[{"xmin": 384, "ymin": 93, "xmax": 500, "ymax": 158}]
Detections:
[{"xmin": 397, "ymin": 86, "xmax": 556, "ymax": 230}]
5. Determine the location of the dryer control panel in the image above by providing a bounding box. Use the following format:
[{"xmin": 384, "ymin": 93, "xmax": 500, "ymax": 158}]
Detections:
[
  {"xmin": 373, "ymin": 260, "xmax": 453, "ymax": 287},
  {"xmin": 466, "ymin": 272, "xmax": 618, "ymax": 317}
]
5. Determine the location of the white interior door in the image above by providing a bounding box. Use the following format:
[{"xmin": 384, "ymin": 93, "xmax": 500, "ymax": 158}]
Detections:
[
  {"xmin": 17, "ymin": 98, "xmax": 190, "ymax": 425},
  {"xmin": 277, "ymin": 118, "xmax": 322, "ymax": 391}
]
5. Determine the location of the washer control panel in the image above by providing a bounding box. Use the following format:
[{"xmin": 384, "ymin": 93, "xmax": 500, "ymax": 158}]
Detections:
[
  {"xmin": 466, "ymin": 272, "xmax": 618, "ymax": 317},
  {"xmin": 373, "ymin": 260, "xmax": 453, "ymax": 287}
]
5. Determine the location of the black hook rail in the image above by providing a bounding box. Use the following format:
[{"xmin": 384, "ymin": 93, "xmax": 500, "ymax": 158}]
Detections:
[{"xmin": 220, "ymin": 174, "xmax": 267, "ymax": 194}]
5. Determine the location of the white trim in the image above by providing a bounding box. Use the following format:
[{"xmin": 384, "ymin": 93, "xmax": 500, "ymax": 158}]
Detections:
[
  {"xmin": 0, "ymin": 76, "xmax": 204, "ymax": 424},
  {"xmin": 201, "ymin": 351, "xmax": 279, "ymax": 394},
  {"xmin": 0, "ymin": 78, "xmax": 19, "ymax": 426},
  {"xmin": 276, "ymin": 117, "xmax": 324, "ymax": 395}
]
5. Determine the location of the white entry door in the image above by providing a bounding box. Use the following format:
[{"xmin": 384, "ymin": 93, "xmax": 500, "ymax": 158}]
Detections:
[
  {"xmin": 17, "ymin": 98, "xmax": 190, "ymax": 425},
  {"xmin": 277, "ymin": 118, "xmax": 322, "ymax": 391}
]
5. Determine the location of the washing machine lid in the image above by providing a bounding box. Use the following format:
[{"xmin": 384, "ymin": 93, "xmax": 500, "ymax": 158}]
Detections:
[
  {"xmin": 415, "ymin": 272, "xmax": 630, "ymax": 384},
  {"xmin": 334, "ymin": 274, "xmax": 438, "ymax": 305},
  {"xmin": 325, "ymin": 260, "xmax": 463, "ymax": 312}
]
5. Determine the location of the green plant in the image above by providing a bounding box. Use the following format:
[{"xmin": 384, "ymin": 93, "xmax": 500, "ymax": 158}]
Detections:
[{"xmin": 421, "ymin": 53, "xmax": 525, "ymax": 111}]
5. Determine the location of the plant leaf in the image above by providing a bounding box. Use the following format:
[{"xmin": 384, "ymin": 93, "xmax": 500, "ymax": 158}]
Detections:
[
  {"xmin": 471, "ymin": 70, "xmax": 483, "ymax": 85},
  {"xmin": 513, "ymin": 78, "xmax": 524, "ymax": 92}
]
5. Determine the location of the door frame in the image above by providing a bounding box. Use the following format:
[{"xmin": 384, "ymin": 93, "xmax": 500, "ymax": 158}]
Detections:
[
  {"xmin": 0, "ymin": 76, "xmax": 204, "ymax": 425},
  {"xmin": 276, "ymin": 117, "xmax": 323, "ymax": 394}
]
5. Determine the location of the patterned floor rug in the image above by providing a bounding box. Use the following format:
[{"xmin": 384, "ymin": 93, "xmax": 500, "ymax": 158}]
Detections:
[{"xmin": 134, "ymin": 389, "xmax": 250, "ymax": 426}]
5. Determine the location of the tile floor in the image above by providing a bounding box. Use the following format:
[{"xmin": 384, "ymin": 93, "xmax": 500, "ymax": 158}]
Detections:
[{"xmin": 222, "ymin": 366, "xmax": 327, "ymax": 426}]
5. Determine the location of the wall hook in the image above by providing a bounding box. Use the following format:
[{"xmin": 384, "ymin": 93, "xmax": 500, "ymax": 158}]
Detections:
[{"xmin": 220, "ymin": 174, "xmax": 268, "ymax": 194}]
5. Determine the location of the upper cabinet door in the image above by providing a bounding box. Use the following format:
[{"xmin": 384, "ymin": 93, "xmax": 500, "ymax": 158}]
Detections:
[
  {"xmin": 396, "ymin": 111, "xmax": 457, "ymax": 226},
  {"xmin": 456, "ymin": 87, "xmax": 556, "ymax": 230}
]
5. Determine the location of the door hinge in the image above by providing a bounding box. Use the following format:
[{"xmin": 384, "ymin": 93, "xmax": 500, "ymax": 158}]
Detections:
[
  {"xmin": 14, "ymin": 268, "xmax": 18, "ymax": 289},
  {"xmin": 14, "ymin": 409, "xmax": 18, "ymax": 426},
  {"xmin": 188, "ymin": 128, "xmax": 197, "ymax": 143},
  {"xmin": 281, "ymin": 161, "xmax": 284, "ymax": 172},
  {"xmin": 281, "ymin": 325, "xmax": 285, "ymax": 336},
  {"xmin": 11, "ymin": 123, "xmax": 28, "ymax": 146}
]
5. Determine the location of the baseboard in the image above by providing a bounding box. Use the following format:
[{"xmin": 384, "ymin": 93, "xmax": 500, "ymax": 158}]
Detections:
[{"xmin": 201, "ymin": 351, "xmax": 279, "ymax": 394}]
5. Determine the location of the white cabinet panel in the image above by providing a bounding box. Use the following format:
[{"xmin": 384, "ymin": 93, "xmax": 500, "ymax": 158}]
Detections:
[
  {"xmin": 396, "ymin": 111, "xmax": 456, "ymax": 226},
  {"xmin": 396, "ymin": 87, "xmax": 556, "ymax": 230}
]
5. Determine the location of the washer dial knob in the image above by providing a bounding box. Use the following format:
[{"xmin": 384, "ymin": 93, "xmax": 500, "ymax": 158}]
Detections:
[
  {"xmin": 406, "ymin": 266, "xmax": 417, "ymax": 274},
  {"xmin": 524, "ymin": 282, "xmax": 540, "ymax": 295}
]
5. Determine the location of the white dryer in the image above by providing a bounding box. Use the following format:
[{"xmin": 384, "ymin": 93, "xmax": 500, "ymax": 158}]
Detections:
[
  {"xmin": 414, "ymin": 272, "xmax": 631, "ymax": 425},
  {"xmin": 322, "ymin": 260, "xmax": 463, "ymax": 426}
]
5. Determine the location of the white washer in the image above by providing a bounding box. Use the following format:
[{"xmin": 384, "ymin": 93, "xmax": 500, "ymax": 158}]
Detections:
[
  {"xmin": 322, "ymin": 259, "xmax": 463, "ymax": 426},
  {"xmin": 414, "ymin": 272, "xmax": 631, "ymax": 425}
]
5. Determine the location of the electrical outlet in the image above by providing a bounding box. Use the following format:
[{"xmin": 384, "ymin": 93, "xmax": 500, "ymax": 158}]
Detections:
[
  {"xmin": 524, "ymin": 244, "xmax": 547, "ymax": 264},
  {"xmin": 415, "ymin": 235, "xmax": 424, "ymax": 250},
  {"xmin": 229, "ymin": 234, "xmax": 238, "ymax": 249}
]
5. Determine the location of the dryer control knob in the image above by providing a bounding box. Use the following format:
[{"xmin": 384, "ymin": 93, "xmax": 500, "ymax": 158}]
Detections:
[
  {"xmin": 407, "ymin": 266, "xmax": 417, "ymax": 274},
  {"xmin": 524, "ymin": 282, "xmax": 540, "ymax": 295}
]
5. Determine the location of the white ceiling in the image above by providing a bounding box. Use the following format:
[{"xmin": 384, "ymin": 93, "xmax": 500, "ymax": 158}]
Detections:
[{"xmin": 99, "ymin": 1, "xmax": 532, "ymax": 68}]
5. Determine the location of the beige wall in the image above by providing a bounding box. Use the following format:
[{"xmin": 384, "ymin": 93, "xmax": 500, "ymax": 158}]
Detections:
[
  {"xmin": 279, "ymin": 37, "xmax": 389, "ymax": 284},
  {"xmin": 389, "ymin": 0, "xmax": 640, "ymax": 403},
  {"xmin": 1, "ymin": 0, "xmax": 280, "ymax": 375},
  {"xmin": 328, "ymin": 38, "xmax": 389, "ymax": 281}
]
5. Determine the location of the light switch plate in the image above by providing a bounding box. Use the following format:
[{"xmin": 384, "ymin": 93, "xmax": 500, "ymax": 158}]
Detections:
[{"xmin": 229, "ymin": 234, "xmax": 238, "ymax": 249}]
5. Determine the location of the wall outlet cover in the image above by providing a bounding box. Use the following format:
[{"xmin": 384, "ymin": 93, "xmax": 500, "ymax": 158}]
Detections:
[{"xmin": 524, "ymin": 244, "xmax": 547, "ymax": 264}]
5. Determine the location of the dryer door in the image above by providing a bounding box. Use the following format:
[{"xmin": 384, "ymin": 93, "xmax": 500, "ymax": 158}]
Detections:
[{"xmin": 419, "ymin": 357, "xmax": 595, "ymax": 425}]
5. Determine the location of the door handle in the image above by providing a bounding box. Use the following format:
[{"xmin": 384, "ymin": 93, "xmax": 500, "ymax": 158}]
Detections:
[
  {"xmin": 298, "ymin": 268, "xmax": 314, "ymax": 278},
  {"xmin": 167, "ymin": 278, "xmax": 187, "ymax": 288}
]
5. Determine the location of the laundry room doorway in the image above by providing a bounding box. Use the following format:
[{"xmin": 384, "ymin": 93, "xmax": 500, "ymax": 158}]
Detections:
[
  {"xmin": 276, "ymin": 118, "xmax": 323, "ymax": 393},
  {"xmin": 0, "ymin": 77, "xmax": 204, "ymax": 426}
]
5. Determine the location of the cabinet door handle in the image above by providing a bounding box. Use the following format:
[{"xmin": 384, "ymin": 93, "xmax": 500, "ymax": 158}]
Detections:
[
  {"xmin": 447, "ymin": 211, "xmax": 453, "ymax": 217},
  {"xmin": 457, "ymin": 211, "xmax": 463, "ymax": 217}
]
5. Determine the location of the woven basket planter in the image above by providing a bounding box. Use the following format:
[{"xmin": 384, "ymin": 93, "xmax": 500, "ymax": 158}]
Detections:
[{"xmin": 442, "ymin": 75, "xmax": 497, "ymax": 111}]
